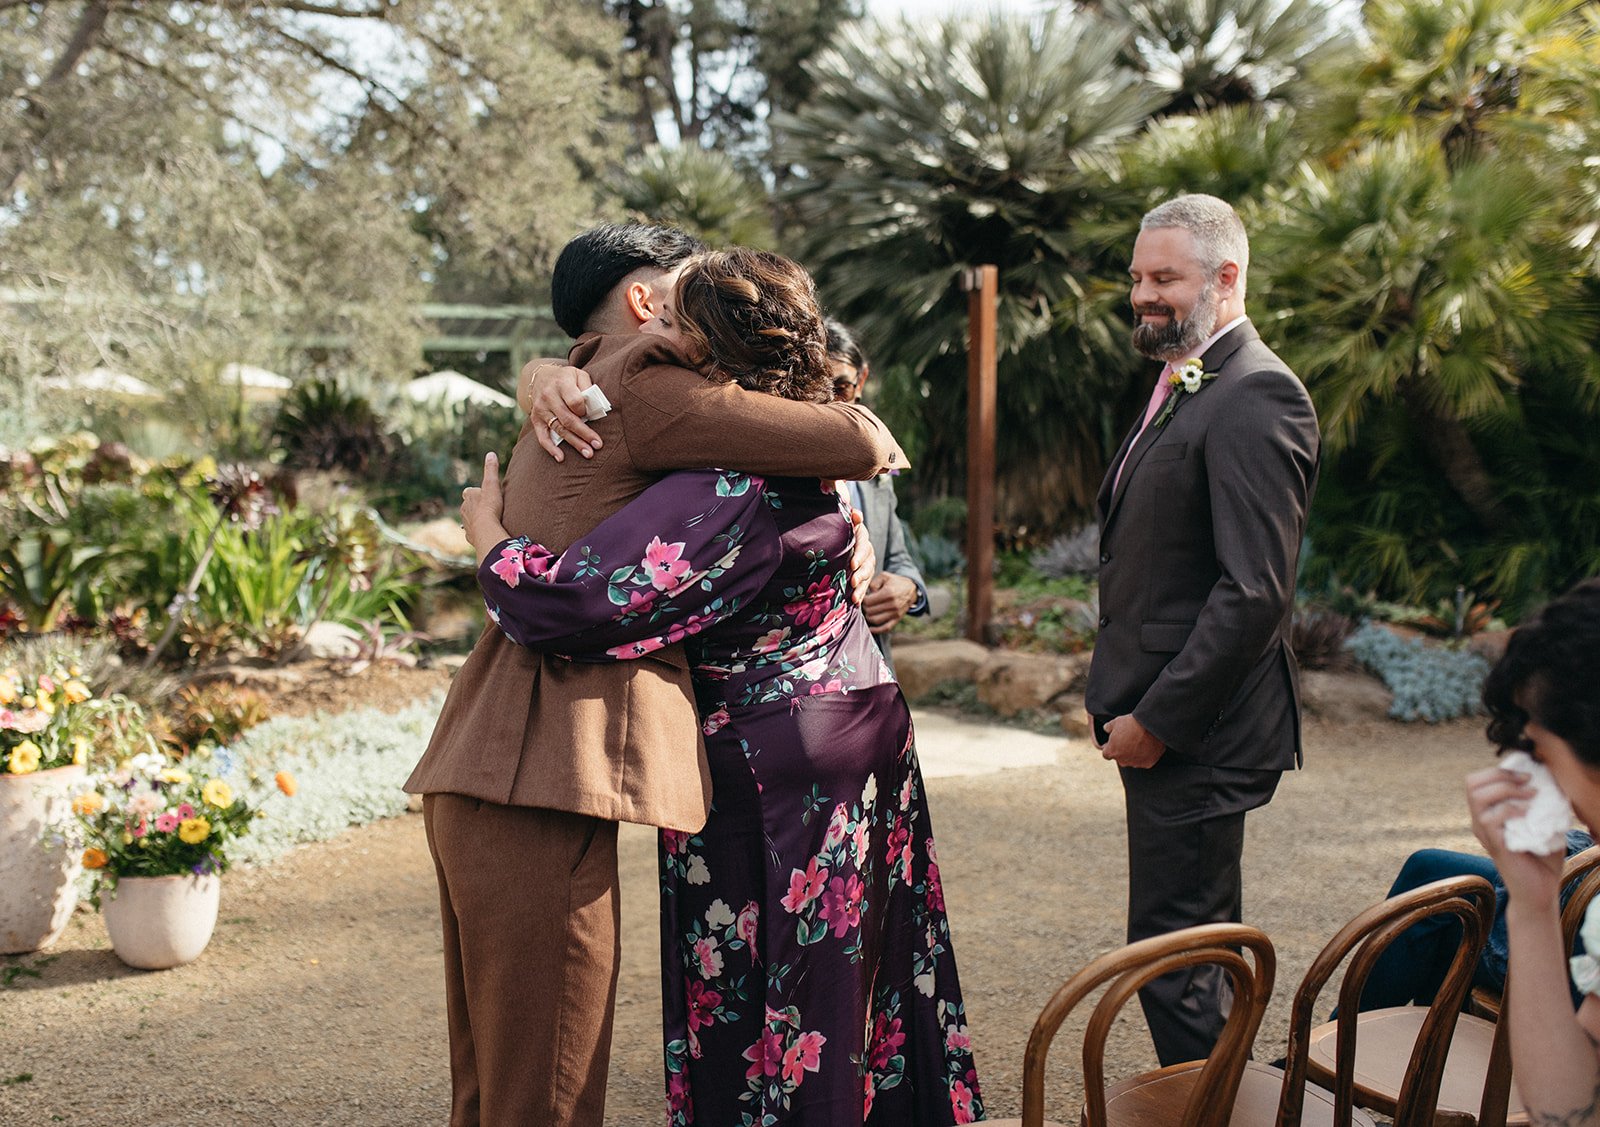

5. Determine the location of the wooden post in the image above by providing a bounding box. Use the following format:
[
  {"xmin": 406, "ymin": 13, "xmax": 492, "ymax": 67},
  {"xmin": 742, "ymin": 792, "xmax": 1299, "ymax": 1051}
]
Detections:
[{"xmin": 963, "ymin": 265, "xmax": 998, "ymax": 646}]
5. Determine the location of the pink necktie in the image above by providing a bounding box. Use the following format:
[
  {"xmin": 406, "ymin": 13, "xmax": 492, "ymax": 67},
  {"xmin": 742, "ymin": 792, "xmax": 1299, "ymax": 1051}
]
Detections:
[{"xmin": 1113, "ymin": 364, "xmax": 1173, "ymax": 495}]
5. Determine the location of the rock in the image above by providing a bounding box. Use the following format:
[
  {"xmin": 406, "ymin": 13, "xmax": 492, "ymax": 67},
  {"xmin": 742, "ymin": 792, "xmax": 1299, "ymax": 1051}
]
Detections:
[
  {"xmin": 404, "ymin": 518, "xmax": 474, "ymax": 560},
  {"xmin": 975, "ymin": 651, "xmax": 1092, "ymax": 717},
  {"xmin": 1299, "ymin": 668, "xmax": 1394, "ymax": 721},
  {"xmin": 301, "ymin": 621, "xmax": 361, "ymax": 660},
  {"xmin": 924, "ymin": 582, "xmax": 954, "ymax": 621},
  {"xmin": 1058, "ymin": 699, "xmax": 1092, "ymax": 739},
  {"xmin": 202, "ymin": 665, "xmax": 307, "ymax": 692},
  {"xmin": 893, "ymin": 639, "xmax": 991, "ymax": 703},
  {"xmin": 1467, "ymin": 629, "xmax": 1511, "ymax": 664},
  {"xmin": 430, "ymin": 653, "xmax": 469, "ymax": 674},
  {"xmin": 410, "ymin": 587, "xmax": 485, "ymax": 645}
]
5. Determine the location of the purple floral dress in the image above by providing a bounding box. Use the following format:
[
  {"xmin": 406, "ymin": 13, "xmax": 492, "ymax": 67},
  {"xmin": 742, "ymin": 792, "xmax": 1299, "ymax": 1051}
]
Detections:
[{"xmin": 479, "ymin": 469, "xmax": 983, "ymax": 1126}]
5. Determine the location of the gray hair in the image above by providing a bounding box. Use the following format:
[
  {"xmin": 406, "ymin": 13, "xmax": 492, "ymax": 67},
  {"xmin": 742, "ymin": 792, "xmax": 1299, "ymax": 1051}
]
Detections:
[{"xmin": 1141, "ymin": 194, "xmax": 1249, "ymax": 284}]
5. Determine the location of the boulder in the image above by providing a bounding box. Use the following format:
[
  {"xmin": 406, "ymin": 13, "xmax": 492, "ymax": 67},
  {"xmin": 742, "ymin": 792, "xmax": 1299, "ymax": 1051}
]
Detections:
[
  {"xmin": 1058, "ymin": 698, "xmax": 1093, "ymax": 740},
  {"xmin": 894, "ymin": 639, "xmax": 991, "ymax": 703},
  {"xmin": 976, "ymin": 651, "xmax": 1092, "ymax": 717},
  {"xmin": 1299, "ymin": 668, "xmax": 1394, "ymax": 722},
  {"xmin": 301, "ymin": 621, "xmax": 362, "ymax": 660},
  {"xmin": 405, "ymin": 518, "xmax": 474, "ymax": 561}
]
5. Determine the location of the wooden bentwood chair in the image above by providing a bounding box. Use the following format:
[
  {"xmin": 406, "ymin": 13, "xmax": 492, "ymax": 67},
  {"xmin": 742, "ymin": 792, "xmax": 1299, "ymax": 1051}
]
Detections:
[
  {"xmin": 985, "ymin": 922, "xmax": 1278, "ymax": 1127},
  {"xmin": 1311, "ymin": 850, "xmax": 1600, "ymax": 1127}
]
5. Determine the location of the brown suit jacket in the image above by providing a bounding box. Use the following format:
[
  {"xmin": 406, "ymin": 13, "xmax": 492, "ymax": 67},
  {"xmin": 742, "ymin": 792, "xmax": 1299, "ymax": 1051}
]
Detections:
[{"xmin": 404, "ymin": 332, "xmax": 906, "ymax": 832}]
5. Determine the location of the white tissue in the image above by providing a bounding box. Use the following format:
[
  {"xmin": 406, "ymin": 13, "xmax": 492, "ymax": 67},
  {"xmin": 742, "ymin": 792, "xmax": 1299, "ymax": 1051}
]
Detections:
[
  {"xmin": 1499, "ymin": 750, "xmax": 1575, "ymax": 855},
  {"xmin": 550, "ymin": 384, "xmax": 613, "ymax": 447}
]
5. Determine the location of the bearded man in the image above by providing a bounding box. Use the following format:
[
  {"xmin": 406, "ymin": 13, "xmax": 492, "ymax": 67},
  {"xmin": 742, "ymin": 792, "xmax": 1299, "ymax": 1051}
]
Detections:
[{"xmin": 1085, "ymin": 194, "xmax": 1321, "ymax": 1065}]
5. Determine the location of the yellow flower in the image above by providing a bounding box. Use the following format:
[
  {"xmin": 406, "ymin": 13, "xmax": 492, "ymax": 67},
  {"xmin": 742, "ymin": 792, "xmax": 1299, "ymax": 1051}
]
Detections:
[
  {"xmin": 62, "ymin": 680, "xmax": 91, "ymax": 704},
  {"xmin": 81, "ymin": 847, "xmax": 108, "ymax": 870},
  {"xmin": 8, "ymin": 741, "xmax": 41, "ymax": 774},
  {"xmin": 0, "ymin": 674, "xmax": 15, "ymax": 705},
  {"xmin": 72, "ymin": 736, "xmax": 90, "ymax": 765},
  {"xmin": 34, "ymin": 694, "xmax": 54, "ymax": 717},
  {"xmin": 201, "ymin": 779, "xmax": 233, "ymax": 809},
  {"xmin": 68, "ymin": 664, "xmax": 82, "ymax": 678},
  {"xmin": 178, "ymin": 817, "xmax": 211, "ymax": 844},
  {"xmin": 274, "ymin": 771, "xmax": 298, "ymax": 797},
  {"xmin": 161, "ymin": 767, "xmax": 193, "ymax": 785},
  {"xmin": 72, "ymin": 791, "xmax": 105, "ymax": 816},
  {"xmin": 20, "ymin": 695, "xmax": 35, "ymax": 709}
]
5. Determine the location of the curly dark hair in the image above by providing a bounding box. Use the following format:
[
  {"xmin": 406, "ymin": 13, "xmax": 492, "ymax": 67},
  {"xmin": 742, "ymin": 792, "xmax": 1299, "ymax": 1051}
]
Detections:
[
  {"xmin": 672, "ymin": 248, "xmax": 832, "ymax": 404},
  {"xmin": 1484, "ymin": 578, "xmax": 1600, "ymax": 766}
]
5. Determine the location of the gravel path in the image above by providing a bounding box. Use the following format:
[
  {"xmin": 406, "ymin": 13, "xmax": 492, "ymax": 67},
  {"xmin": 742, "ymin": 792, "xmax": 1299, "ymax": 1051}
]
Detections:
[{"xmin": 0, "ymin": 712, "xmax": 1489, "ymax": 1125}]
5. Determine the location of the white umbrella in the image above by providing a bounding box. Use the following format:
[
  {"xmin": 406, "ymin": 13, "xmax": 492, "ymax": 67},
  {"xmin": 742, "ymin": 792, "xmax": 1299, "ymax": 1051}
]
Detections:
[
  {"xmin": 41, "ymin": 368, "xmax": 161, "ymax": 398},
  {"xmin": 221, "ymin": 363, "xmax": 292, "ymax": 401},
  {"xmin": 404, "ymin": 370, "xmax": 516, "ymax": 409}
]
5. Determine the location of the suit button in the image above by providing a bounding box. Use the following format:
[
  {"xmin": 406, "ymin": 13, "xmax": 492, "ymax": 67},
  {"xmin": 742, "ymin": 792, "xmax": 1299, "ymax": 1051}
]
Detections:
[
  {"xmin": 1099, "ymin": 552, "xmax": 1111, "ymax": 565},
  {"xmin": 1099, "ymin": 615, "xmax": 1110, "ymax": 628}
]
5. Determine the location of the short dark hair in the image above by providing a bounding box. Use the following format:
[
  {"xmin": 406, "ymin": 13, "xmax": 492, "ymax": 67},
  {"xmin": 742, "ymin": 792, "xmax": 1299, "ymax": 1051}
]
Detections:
[
  {"xmin": 550, "ymin": 223, "xmax": 707, "ymax": 338},
  {"xmin": 1484, "ymin": 578, "xmax": 1600, "ymax": 766},
  {"xmin": 824, "ymin": 317, "xmax": 868, "ymax": 372}
]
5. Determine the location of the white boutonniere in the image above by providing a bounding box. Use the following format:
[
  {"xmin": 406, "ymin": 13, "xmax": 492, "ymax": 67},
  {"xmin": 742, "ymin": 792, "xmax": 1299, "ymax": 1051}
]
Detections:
[{"xmin": 1152, "ymin": 358, "xmax": 1216, "ymax": 428}]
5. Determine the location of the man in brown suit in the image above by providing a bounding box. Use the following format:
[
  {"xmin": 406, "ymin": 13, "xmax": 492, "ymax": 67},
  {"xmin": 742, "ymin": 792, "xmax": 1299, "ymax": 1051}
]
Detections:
[
  {"xmin": 1085, "ymin": 195, "xmax": 1320, "ymax": 1066},
  {"xmin": 404, "ymin": 224, "xmax": 903, "ymax": 1126}
]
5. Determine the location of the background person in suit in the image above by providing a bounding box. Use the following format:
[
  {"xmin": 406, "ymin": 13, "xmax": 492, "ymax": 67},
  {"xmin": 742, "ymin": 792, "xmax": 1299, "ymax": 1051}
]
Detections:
[
  {"xmin": 407, "ymin": 224, "xmax": 902, "ymax": 1127},
  {"xmin": 1084, "ymin": 194, "xmax": 1321, "ymax": 1066},
  {"xmin": 825, "ymin": 318, "xmax": 929, "ymax": 671}
]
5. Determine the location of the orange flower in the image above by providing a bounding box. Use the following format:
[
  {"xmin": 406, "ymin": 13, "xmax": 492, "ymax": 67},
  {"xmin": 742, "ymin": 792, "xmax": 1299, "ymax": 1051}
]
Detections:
[
  {"xmin": 82, "ymin": 847, "xmax": 108, "ymax": 870},
  {"xmin": 274, "ymin": 770, "xmax": 298, "ymax": 797},
  {"xmin": 72, "ymin": 791, "xmax": 105, "ymax": 816}
]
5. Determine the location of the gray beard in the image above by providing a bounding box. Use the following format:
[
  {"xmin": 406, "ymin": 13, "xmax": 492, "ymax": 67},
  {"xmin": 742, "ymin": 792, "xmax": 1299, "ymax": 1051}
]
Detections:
[{"xmin": 1132, "ymin": 286, "xmax": 1219, "ymax": 361}]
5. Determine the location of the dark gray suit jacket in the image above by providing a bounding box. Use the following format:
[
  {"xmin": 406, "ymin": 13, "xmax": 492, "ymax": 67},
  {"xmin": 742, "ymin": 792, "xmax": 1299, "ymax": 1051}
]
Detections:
[{"xmin": 1084, "ymin": 321, "xmax": 1320, "ymax": 774}]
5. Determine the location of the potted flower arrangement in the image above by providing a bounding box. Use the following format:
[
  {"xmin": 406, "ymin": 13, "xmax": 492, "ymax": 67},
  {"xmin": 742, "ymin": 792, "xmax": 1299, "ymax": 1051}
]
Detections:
[
  {"xmin": 1, "ymin": 662, "xmax": 97, "ymax": 954},
  {"xmin": 72, "ymin": 748, "xmax": 293, "ymax": 969}
]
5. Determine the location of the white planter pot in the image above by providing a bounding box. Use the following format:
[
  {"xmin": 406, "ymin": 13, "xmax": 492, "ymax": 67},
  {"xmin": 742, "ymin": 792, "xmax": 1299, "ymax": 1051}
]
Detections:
[
  {"xmin": 0, "ymin": 763, "xmax": 85, "ymax": 955},
  {"xmin": 102, "ymin": 873, "xmax": 221, "ymax": 970}
]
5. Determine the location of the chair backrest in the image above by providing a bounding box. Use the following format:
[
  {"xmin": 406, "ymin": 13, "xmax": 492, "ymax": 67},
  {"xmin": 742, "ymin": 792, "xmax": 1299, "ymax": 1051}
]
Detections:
[
  {"xmin": 1476, "ymin": 845, "xmax": 1600, "ymax": 1127},
  {"xmin": 1015, "ymin": 922, "xmax": 1275, "ymax": 1127},
  {"xmin": 1275, "ymin": 874, "xmax": 1496, "ymax": 1127}
]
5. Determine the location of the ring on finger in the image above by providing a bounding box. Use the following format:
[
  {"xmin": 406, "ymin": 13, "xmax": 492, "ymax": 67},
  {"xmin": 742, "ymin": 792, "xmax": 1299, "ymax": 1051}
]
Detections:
[{"xmin": 547, "ymin": 415, "xmax": 561, "ymax": 431}]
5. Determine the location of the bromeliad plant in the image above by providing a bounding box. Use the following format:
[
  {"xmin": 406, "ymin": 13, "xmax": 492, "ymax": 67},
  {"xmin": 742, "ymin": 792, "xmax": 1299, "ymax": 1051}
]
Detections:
[
  {"xmin": 0, "ymin": 662, "xmax": 97, "ymax": 775},
  {"xmin": 71, "ymin": 747, "xmax": 295, "ymax": 902}
]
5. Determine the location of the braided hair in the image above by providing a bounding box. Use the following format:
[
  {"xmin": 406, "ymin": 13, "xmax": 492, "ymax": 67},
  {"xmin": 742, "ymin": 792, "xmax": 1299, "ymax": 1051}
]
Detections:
[{"xmin": 672, "ymin": 248, "xmax": 833, "ymax": 404}]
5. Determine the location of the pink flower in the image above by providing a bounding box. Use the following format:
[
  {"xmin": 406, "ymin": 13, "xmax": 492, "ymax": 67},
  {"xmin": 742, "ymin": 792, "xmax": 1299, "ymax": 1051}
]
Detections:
[
  {"xmin": 851, "ymin": 819, "xmax": 870, "ymax": 866},
  {"xmin": 951, "ymin": 1079, "xmax": 977, "ymax": 1124},
  {"xmin": 489, "ymin": 543, "xmax": 528, "ymax": 588},
  {"xmin": 885, "ymin": 824, "xmax": 912, "ymax": 880},
  {"xmin": 823, "ymin": 803, "xmax": 850, "ymax": 849},
  {"xmin": 780, "ymin": 1030, "xmax": 827, "ymax": 1085},
  {"xmin": 868, "ymin": 1012, "xmax": 905, "ymax": 1070},
  {"xmin": 807, "ymin": 679, "xmax": 845, "ymax": 696},
  {"xmin": 752, "ymin": 627, "xmax": 791, "ymax": 655},
  {"xmin": 742, "ymin": 1028, "xmax": 785, "ymax": 1081},
  {"xmin": 606, "ymin": 634, "xmax": 669, "ymax": 659},
  {"xmin": 37, "ymin": 675, "xmax": 55, "ymax": 693},
  {"xmin": 946, "ymin": 1023, "xmax": 972, "ymax": 1052},
  {"xmin": 686, "ymin": 979, "xmax": 722, "ymax": 1035},
  {"xmin": 692, "ymin": 935, "xmax": 724, "ymax": 980},
  {"xmin": 735, "ymin": 901, "xmax": 759, "ymax": 947},
  {"xmin": 701, "ymin": 709, "xmax": 731, "ymax": 736},
  {"xmin": 667, "ymin": 1069, "xmax": 693, "ymax": 1114},
  {"xmin": 154, "ymin": 813, "xmax": 180, "ymax": 834},
  {"xmin": 642, "ymin": 537, "xmax": 692, "ymax": 591},
  {"xmin": 784, "ymin": 580, "xmax": 837, "ymax": 628},
  {"xmin": 781, "ymin": 859, "xmax": 828, "ymax": 914},
  {"xmin": 863, "ymin": 1070, "xmax": 876, "ymax": 1118},
  {"xmin": 130, "ymin": 817, "xmax": 146, "ymax": 839},
  {"xmin": 0, "ymin": 708, "xmax": 47, "ymax": 733},
  {"xmin": 819, "ymin": 873, "xmax": 864, "ymax": 938},
  {"xmin": 662, "ymin": 829, "xmax": 691, "ymax": 856},
  {"xmin": 899, "ymin": 773, "xmax": 915, "ymax": 811},
  {"xmin": 176, "ymin": 803, "xmax": 195, "ymax": 819},
  {"xmin": 926, "ymin": 860, "xmax": 945, "ymax": 912}
]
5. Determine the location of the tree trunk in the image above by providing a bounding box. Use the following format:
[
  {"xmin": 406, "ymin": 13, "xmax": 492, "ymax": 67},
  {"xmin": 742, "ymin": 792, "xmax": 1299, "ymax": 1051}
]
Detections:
[
  {"xmin": 1, "ymin": 0, "xmax": 111, "ymax": 197},
  {"xmin": 1396, "ymin": 374, "xmax": 1513, "ymax": 534}
]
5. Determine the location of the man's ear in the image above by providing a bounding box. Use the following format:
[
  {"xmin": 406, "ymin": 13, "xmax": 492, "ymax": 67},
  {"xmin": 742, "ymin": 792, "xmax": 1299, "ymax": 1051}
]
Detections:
[
  {"xmin": 1217, "ymin": 261, "xmax": 1241, "ymax": 296},
  {"xmin": 623, "ymin": 280, "xmax": 655, "ymax": 326}
]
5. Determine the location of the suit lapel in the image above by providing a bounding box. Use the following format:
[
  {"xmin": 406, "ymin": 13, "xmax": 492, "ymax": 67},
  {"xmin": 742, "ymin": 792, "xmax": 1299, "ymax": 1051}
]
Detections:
[{"xmin": 1100, "ymin": 320, "xmax": 1261, "ymax": 530}]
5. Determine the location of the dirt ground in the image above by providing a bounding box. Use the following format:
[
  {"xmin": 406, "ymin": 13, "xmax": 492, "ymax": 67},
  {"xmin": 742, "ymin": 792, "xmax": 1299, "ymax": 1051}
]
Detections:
[{"xmin": 0, "ymin": 689, "xmax": 1490, "ymax": 1126}]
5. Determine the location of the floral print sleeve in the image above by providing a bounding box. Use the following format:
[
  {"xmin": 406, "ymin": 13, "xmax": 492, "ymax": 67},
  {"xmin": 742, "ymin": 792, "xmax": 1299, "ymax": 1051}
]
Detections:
[{"xmin": 478, "ymin": 470, "xmax": 782, "ymax": 661}]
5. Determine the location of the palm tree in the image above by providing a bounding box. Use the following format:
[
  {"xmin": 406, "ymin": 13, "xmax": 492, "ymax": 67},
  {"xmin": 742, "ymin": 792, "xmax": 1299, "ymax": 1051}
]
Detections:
[
  {"xmin": 777, "ymin": 10, "xmax": 1164, "ymax": 530},
  {"xmin": 1100, "ymin": 0, "xmax": 1352, "ymax": 114},
  {"xmin": 612, "ymin": 145, "xmax": 777, "ymax": 248},
  {"xmin": 1255, "ymin": 133, "xmax": 1599, "ymax": 608}
]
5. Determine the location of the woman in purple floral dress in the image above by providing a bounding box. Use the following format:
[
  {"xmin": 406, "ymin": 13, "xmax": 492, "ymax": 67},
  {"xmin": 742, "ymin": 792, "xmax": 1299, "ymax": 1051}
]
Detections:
[{"xmin": 469, "ymin": 248, "xmax": 982, "ymax": 1126}]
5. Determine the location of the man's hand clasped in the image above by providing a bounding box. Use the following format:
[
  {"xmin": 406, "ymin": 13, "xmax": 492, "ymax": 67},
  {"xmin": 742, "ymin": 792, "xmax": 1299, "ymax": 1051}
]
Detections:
[
  {"xmin": 1098, "ymin": 713, "xmax": 1166, "ymax": 770},
  {"xmin": 863, "ymin": 571, "xmax": 918, "ymax": 634}
]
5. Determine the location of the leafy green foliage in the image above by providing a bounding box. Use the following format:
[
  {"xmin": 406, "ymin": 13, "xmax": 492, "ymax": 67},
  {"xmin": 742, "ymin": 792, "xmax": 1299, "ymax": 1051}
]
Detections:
[
  {"xmin": 613, "ymin": 145, "xmax": 776, "ymax": 247},
  {"xmin": 271, "ymin": 379, "xmax": 389, "ymax": 474},
  {"xmin": 0, "ymin": 530, "xmax": 106, "ymax": 632}
]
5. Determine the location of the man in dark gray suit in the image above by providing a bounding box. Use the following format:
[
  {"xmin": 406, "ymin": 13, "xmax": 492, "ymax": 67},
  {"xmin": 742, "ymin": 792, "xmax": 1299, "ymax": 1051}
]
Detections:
[
  {"xmin": 1085, "ymin": 194, "xmax": 1320, "ymax": 1066},
  {"xmin": 826, "ymin": 319, "xmax": 929, "ymax": 671}
]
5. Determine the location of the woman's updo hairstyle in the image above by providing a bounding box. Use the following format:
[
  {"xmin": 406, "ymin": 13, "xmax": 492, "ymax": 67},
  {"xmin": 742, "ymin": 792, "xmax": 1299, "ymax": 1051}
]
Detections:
[{"xmin": 672, "ymin": 247, "xmax": 833, "ymax": 404}]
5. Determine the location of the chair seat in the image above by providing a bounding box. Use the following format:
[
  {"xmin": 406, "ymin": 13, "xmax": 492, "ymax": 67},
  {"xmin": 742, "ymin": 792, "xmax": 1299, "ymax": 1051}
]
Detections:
[
  {"xmin": 986, "ymin": 1061, "xmax": 1377, "ymax": 1126},
  {"xmin": 1305, "ymin": 1007, "xmax": 1527, "ymax": 1123}
]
